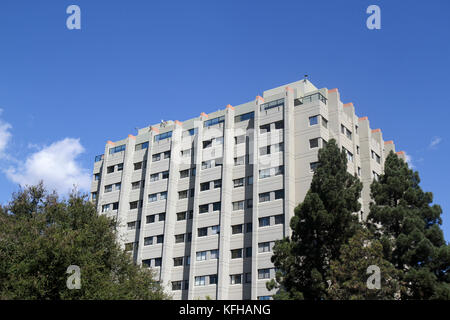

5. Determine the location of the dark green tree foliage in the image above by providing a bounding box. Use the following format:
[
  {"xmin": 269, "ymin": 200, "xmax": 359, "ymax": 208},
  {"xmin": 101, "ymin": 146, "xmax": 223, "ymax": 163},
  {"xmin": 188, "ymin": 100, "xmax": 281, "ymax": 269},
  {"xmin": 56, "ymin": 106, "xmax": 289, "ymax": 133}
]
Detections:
[
  {"xmin": 328, "ymin": 229, "xmax": 402, "ymax": 300},
  {"xmin": 0, "ymin": 183, "xmax": 170, "ymax": 300},
  {"xmin": 268, "ymin": 139, "xmax": 363, "ymax": 299},
  {"xmin": 368, "ymin": 152, "xmax": 450, "ymax": 299}
]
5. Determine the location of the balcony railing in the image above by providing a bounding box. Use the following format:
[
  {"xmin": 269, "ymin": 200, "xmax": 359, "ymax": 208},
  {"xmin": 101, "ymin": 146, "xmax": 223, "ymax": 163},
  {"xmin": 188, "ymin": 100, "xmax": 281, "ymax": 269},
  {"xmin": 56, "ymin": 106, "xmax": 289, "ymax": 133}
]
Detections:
[{"xmin": 294, "ymin": 92, "xmax": 327, "ymax": 106}]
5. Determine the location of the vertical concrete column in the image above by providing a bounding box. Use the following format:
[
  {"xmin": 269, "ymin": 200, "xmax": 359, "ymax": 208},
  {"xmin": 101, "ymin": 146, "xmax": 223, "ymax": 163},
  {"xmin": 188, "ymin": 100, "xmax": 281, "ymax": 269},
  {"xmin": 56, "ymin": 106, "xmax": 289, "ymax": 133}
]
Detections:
[
  {"xmin": 343, "ymin": 103, "xmax": 358, "ymax": 174},
  {"xmin": 357, "ymin": 117, "xmax": 373, "ymax": 219},
  {"xmin": 160, "ymin": 121, "xmax": 183, "ymax": 287},
  {"xmin": 136, "ymin": 127, "xmax": 158, "ymax": 264},
  {"xmin": 251, "ymin": 95, "xmax": 263, "ymax": 300},
  {"xmin": 117, "ymin": 135, "xmax": 137, "ymax": 250},
  {"xmin": 216, "ymin": 105, "xmax": 235, "ymax": 300},
  {"xmin": 283, "ymin": 87, "xmax": 296, "ymax": 238},
  {"xmin": 187, "ymin": 114, "xmax": 206, "ymax": 300}
]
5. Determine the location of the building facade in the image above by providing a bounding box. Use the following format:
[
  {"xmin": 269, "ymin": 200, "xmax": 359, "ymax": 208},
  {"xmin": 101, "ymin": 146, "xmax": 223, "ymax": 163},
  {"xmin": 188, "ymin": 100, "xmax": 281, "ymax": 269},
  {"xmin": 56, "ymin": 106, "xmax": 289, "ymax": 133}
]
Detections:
[{"xmin": 90, "ymin": 79, "xmax": 406, "ymax": 300}]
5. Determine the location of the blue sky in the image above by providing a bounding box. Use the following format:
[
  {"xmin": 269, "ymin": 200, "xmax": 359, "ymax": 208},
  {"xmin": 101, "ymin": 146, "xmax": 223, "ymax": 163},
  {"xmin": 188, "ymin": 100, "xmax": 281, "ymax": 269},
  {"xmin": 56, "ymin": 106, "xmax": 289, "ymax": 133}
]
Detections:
[{"xmin": 0, "ymin": 0, "xmax": 449, "ymax": 240}]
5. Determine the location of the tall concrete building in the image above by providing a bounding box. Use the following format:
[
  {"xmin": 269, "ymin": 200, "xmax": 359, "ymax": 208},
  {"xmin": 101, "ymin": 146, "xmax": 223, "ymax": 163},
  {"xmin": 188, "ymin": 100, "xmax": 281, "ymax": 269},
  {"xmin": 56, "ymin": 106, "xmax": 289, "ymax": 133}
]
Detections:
[{"xmin": 90, "ymin": 79, "xmax": 405, "ymax": 300}]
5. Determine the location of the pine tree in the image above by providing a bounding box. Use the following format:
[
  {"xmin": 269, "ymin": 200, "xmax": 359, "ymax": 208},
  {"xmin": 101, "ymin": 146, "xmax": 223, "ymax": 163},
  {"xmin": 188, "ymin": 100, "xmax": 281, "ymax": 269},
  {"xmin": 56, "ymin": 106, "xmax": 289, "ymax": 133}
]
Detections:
[
  {"xmin": 327, "ymin": 229, "xmax": 402, "ymax": 300},
  {"xmin": 268, "ymin": 139, "xmax": 363, "ymax": 299},
  {"xmin": 0, "ymin": 183, "xmax": 171, "ymax": 300},
  {"xmin": 368, "ymin": 151, "xmax": 450, "ymax": 299}
]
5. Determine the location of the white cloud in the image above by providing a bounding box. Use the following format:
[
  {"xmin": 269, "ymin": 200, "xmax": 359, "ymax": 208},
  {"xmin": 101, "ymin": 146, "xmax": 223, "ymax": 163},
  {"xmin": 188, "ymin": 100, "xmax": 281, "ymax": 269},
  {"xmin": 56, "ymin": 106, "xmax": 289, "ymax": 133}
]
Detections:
[
  {"xmin": 429, "ymin": 136, "xmax": 442, "ymax": 149},
  {"xmin": 0, "ymin": 109, "xmax": 12, "ymax": 157},
  {"xmin": 5, "ymin": 138, "xmax": 91, "ymax": 195},
  {"xmin": 404, "ymin": 152, "xmax": 415, "ymax": 169}
]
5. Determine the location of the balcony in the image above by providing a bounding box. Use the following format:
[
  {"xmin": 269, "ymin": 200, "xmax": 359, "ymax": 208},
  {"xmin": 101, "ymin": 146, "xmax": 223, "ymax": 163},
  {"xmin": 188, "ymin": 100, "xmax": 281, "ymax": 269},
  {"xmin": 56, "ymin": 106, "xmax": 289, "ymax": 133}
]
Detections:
[
  {"xmin": 94, "ymin": 154, "xmax": 104, "ymax": 162},
  {"xmin": 294, "ymin": 92, "xmax": 327, "ymax": 106}
]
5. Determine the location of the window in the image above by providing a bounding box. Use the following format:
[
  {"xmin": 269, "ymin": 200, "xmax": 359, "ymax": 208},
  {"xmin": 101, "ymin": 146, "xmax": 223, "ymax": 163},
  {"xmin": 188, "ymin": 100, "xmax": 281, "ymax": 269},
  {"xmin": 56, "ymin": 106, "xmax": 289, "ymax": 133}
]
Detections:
[
  {"xmin": 135, "ymin": 142, "xmax": 148, "ymax": 151},
  {"xmin": 213, "ymin": 202, "xmax": 221, "ymax": 211},
  {"xmin": 105, "ymin": 184, "xmax": 113, "ymax": 193},
  {"xmin": 259, "ymin": 217, "xmax": 270, "ymax": 227},
  {"xmin": 198, "ymin": 227, "xmax": 208, "ymax": 237},
  {"xmin": 274, "ymin": 214, "xmax": 284, "ymax": 224},
  {"xmin": 247, "ymin": 199, "xmax": 253, "ymax": 208},
  {"xmin": 373, "ymin": 171, "xmax": 380, "ymax": 181},
  {"xmin": 161, "ymin": 171, "xmax": 169, "ymax": 179},
  {"xmin": 154, "ymin": 258, "xmax": 162, "ymax": 267},
  {"xmin": 185, "ymin": 256, "xmax": 191, "ymax": 265},
  {"xmin": 91, "ymin": 192, "xmax": 97, "ymax": 200},
  {"xmin": 259, "ymin": 168, "xmax": 271, "ymax": 179},
  {"xmin": 346, "ymin": 128, "xmax": 352, "ymax": 140},
  {"xmin": 174, "ymin": 257, "xmax": 183, "ymax": 266},
  {"xmin": 235, "ymin": 112, "xmax": 254, "ymax": 123},
  {"xmin": 230, "ymin": 274, "xmax": 242, "ymax": 285},
  {"xmin": 148, "ymin": 193, "xmax": 157, "ymax": 202},
  {"xmin": 233, "ymin": 201, "xmax": 244, "ymax": 211},
  {"xmin": 273, "ymin": 142, "xmax": 284, "ymax": 153},
  {"xmin": 258, "ymin": 268, "xmax": 271, "ymax": 279},
  {"xmin": 202, "ymin": 160, "xmax": 212, "ymax": 170},
  {"xmin": 259, "ymin": 192, "xmax": 270, "ymax": 203},
  {"xmin": 160, "ymin": 191, "xmax": 167, "ymax": 200},
  {"xmin": 232, "ymin": 224, "xmax": 243, "ymax": 234},
  {"xmin": 164, "ymin": 151, "xmax": 170, "ymax": 159},
  {"xmin": 146, "ymin": 215, "xmax": 155, "ymax": 224},
  {"xmin": 186, "ymin": 128, "xmax": 198, "ymax": 136},
  {"xmin": 247, "ymin": 176, "xmax": 253, "ymax": 185},
  {"xmin": 245, "ymin": 247, "xmax": 252, "ymax": 258},
  {"xmin": 234, "ymin": 156, "xmax": 245, "ymax": 166},
  {"xmin": 275, "ymin": 190, "xmax": 284, "ymax": 200},
  {"xmin": 310, "ymin": 162, "xmax": 319, "ymax": 172},
  {"xmin": 109, "ymin": 144, "xmax": 126, "ymax": 155},
  {"xmin": 158, "ymin": 213, "xmax": 165, "ymax": 221},
  {"xmin": 177, "ymin": 212, "xmax": 186, "ymax": 221},
  {"xmin": 214, "ymin": 179, "xmax": 222, "ymax": 188},
  {"xmin": 235, "ymin": 135, "xmax": 245, "ymax": 144},
  {"xmin": 191, "ymin": 167, "xmax": 196, "ymax": 176},
  {"xmin": 274, "ymin": 166, "xmax": 284, "ymax": 176},
  {"xmin": 144, "ymin": 236, "xmax": 153, "ymax": 246},
  {"xmin": 211, "ymin": 225, "xmax": 220, "ymax": 235},
  {"xmin": 231, "ymin": 249, "xmax": 242, "ymax": 259},
  {"xmin": 309, "ymin": 115, "xmax": 319, "ymax": 126},
  {"xmin": 175, "ymin": 234, "xmax": 185, "ymax": 243},
  {"xmin": 259, "ymin": 242, "xmax": 271, "ymax": 253},
  {"xmin": 358, "ymin": 167, "xmax": 361, "ymax": 176},
  {"xmin": 203, "ymin": 140, "xmax": 212, "ymax": 149},
  {"xmin": 356, "ymin": 146, "xmax": 360, "ymax": 155},
  {"xmin": 261, "ymin": 98, "xmax": 284, "ymax": 111},
  {"xmin": 245, "ymin": 273, "xmax": 252, "ymax": 283},
  {"xmin": 200, "ymin": 182, "xmax": 210, "ymax": 191},
  {"xmin": 309, "ymin": 138, "xmax": 319, "ymax": 149},
  {"xmin": 181, "ymin": 149, "xmax": 191, "ymax": 158},
  {"xmin": 134, "ymin": 162, "xmax": 143, "ymax": 170},
  {"xmin": 154, "ymin": 131, "xmax": 172, "ymax": 142},
  {"xmin": 343, "ymin": 148, "xmax": 353, "ymax": 162},
  {"xmin": 150, "ymin": 173, "xmax": 159, "ymax": 182},
  {"xmin": 322, "ymin": 116, "xmax": 328, "ymax": 128},
  {"xmin": 142, "ymin": 259, "xmax": 151, "ymax": 268},
  {"xmin": 204, "ymin": 116, "xmax": 225, "ymax": 128},
  {"xmin": 246, "ymin": 223, "xmax": 252, "ymax": 233},
  {"xmin": 117, "ymin": 163, "xmax": 123, "ymax": 171},
  {"xmin": 274, "ymin": 120, "xmax": 284, "ymax": 129},
  {"xmin": 341, "ymin": 124, "xmax": 345, "ymax": 134},
  {"xmin": 179, "ymin": 190, "xmax": 188, "ymax": 199},
  {"xmin": 210, "ymin": 249, "xmax": 219, "ymax": 259},
  {"xmin": 234, "ymin": 178, "xmax": 244, "ymax": 188},
  {"xmin": 199, "ymin": 204, "xmax": 209, "ymax": 214},
  {"xmin": 209, "ymin": 275, "xmax": 218, "ymax": 285},
  {"xmin": 155, "ymin": 235, "xmax": 163, "ymax": 244},
  {"xmin": 131, "ymin": 181, "xmax": 140, "ymax": 190},
  {"xmin": 180, "ymin": 169, "xmax": 189, "ymax": 178},
  {"xmin": 196, "ymin": 251, "xmax": 207, "ymax": 261},
  {"xmin": 152, "ymin": 153, "xmax": 161, "ymax": 162},
  {"xmin": 107, "ymin": 166, "xmax": 114, "ymax": 174},
  {"xmin": 127, "ymin": 221, "xmax": 136, "ymax": 230},
  {"xmin": 129, "ymin": 201, "xmax": 138, "ymax": 210},
  {"xmin": 260, "ymin": 145, "xmax": 271, "ymax": 156},
  {"xmin": 94, "ymin": 173, "xmax": 100, "ymax": 181},
  {"xmin": 260, "ymin": 124, "xmax": 271, "ymax": 134},
  {"xmin": 172, "ymin": 281, "xmax": 182, "ymax": 291},
  {"xmin": 195, "ymin": 276, "xmax": 206, "ymax": 286},
  {"xmin": 113, "ymin": 182, "xmax": 121, "ymax": 190},
  {"xmin": 355, "ymin": 125, "xmax": 359, "ymax": 134},
  {"xmin": 112, "ymin": 202, "xmax": 119, "ymax": 210}
]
